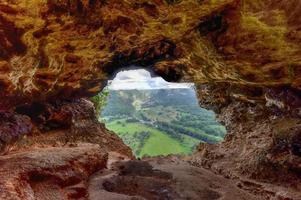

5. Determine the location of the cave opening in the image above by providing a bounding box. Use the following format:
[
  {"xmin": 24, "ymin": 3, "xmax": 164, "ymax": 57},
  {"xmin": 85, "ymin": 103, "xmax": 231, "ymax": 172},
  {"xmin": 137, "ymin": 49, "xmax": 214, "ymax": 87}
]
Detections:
[{"xmin": 92, "ymin": 67, "xmax": 226, "ymax": 158}]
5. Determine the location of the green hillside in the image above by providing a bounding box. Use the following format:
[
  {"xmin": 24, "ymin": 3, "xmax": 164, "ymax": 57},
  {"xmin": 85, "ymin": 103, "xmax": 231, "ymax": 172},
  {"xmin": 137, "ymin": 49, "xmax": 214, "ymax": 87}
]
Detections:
[
  {"xmin": 106, "ymin": 120, "xmax": 191, "ymax": 158},
  {"xmin": 99, "ymin": 88, "xmax": 226, "ymax": 158}
]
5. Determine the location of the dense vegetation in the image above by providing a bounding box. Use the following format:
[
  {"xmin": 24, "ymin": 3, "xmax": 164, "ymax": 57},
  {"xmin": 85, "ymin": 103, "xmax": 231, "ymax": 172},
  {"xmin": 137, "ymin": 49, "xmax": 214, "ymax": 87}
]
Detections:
[
  {"xmin": 99, "ymin": 88, "xmax": 226, "ymax": 158},
  {"xmin": 90, "ymin": 88, "xmax": 109, "ymax": 116}
]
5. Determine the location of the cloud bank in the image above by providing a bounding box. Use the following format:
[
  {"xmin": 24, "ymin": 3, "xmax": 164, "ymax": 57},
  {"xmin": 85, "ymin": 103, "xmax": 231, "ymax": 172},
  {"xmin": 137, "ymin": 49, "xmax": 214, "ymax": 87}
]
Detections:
[{"xmin": 107, "ymin": 69, "xmax": 193, "ymax": 90}]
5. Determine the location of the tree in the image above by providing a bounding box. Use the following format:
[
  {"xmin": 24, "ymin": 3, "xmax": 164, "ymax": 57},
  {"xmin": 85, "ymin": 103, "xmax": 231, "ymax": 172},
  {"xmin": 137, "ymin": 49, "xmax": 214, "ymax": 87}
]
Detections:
[{"xmin": 90, "ymin": 88, "xmax": 109, "ymax": 116}]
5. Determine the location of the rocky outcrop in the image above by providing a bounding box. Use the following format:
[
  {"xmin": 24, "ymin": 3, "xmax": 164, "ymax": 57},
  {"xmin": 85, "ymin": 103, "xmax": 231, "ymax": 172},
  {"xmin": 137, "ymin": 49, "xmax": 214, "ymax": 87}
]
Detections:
[
  {"xmin": 0, "ymin": 0, "xmax": 237, "ymax": 108},
  {"xmin": 192, "ymin": 83, "xmax": 301, "ymax": 196},
  {"xmin": 0, "ymin": 0, "xmax": 301, "ymax": 101},
  {"xmin": 0, "ymin": 0, "xmax": 300, "ymax": 199},
  {"xmin": 0, "ymin": 111, "xmax": 32, "ymax": 151},
  {"xmin": 1, "ymin": 0, "xmax": 299, "ymax": 108},
  {"xmin": 4, "ymin": 145, "xmax": 295, "ymax": 200},
  {"xmin": 9, "ymin": 98, "xmax": 134, "ymax": 158},
  {"xmin": 0, "ymin": 144, "xmax": 107, "ymax": 200},
  {"xmin": 90, "ymin": 156, "xmax": 261, "ymax": 200},
  {"xmin": 0, "ymin": 0, "xmax": 300, "ymax": 118}
]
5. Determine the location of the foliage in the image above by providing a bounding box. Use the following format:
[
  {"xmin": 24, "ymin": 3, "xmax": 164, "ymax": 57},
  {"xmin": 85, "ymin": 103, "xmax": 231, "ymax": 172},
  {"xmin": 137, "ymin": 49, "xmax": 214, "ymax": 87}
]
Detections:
[
  {"xmin": 101, "ymin": 90, "xmax": 136, "ymax": 116},
  {"xmin": 100, "ymin": 88, "xmax": 226, "ymax": 158},
  {"xmin": 90, "ymin": 88, "xmax": 109, "ymax": 116}
]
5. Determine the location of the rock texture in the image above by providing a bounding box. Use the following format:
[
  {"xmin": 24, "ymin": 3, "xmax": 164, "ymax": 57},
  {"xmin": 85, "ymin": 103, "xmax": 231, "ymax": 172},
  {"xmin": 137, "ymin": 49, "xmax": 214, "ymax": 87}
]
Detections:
[
  {"xmin": 3, "ymin": 147, "xmax": 296, "ymax": 200},
  {"xmin": 190, "ymin": 83, "xmax": 301, "ymax": 198},
  {"xmin": 89, "ymin": 156, "xmax": 260, "ymax": 200},
  {"xmin": 0, "ymin": 0, "xmax": 231, "ymax": 108},
  {"xmin": 0, "ymin": 0, "xmax": 300, "ymax": 108},
  {"xmin": 0, "ymin": 111, "xmax": 32, "ymax": 151},
  {"xmin": 0, "ymin": 0, "xmax": 300, "ymax": 199},
  {"xmin": 8, "ymin": 98, "xmax": 133, "ymax": 158},
  {"xmin": 191, "ymin": 99, "xmax": 301, "ymax": 192},
  {"xmin": 0, "ymin": 144, "xmax": 107, "ymax": 200}
]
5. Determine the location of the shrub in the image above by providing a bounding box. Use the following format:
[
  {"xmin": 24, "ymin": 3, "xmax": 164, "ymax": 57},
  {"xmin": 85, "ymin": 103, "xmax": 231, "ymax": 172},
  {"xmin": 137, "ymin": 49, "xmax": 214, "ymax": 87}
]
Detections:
[{"xmin": 90, "ymin": 88, "xmax": 109, "ymax": 116}]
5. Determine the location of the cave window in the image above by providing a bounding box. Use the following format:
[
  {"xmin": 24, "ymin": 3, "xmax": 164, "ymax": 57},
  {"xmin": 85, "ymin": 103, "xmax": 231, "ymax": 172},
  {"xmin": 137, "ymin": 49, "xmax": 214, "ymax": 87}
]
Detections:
[{"xmin": 92, "ymin": 67, "xmax": 226, "ymax": 158}]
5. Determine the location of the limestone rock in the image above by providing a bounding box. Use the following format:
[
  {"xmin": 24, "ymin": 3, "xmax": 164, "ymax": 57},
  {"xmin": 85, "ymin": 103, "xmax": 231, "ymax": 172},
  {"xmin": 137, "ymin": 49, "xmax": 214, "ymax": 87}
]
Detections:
[
  {"xmin": 12, "ymin": 98, "xmax": 134, "ymax": 158},
  {"xmin": 0, "ymin": 111, "xmax": 32, "ymax": 151},
  {"xmin": 0, "ymin": 144, "xmax": 107, "ymax": 200},
  {"xmin": 0, "ymin": 0, "xmax": 300, "ymax": 199}
]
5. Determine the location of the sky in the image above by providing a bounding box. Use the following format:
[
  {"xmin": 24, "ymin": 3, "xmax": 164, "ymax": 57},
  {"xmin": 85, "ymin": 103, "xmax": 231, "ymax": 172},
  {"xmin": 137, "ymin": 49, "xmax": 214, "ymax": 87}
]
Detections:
[{"xmin": 107, "ymin": 69, "xmax": 194, "ymax": 90}]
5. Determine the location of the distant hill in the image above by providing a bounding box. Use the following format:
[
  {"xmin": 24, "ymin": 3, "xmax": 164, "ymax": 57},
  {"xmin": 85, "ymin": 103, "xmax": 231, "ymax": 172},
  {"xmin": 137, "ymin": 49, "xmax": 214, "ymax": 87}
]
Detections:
[
  {"xmin": 102, "ymin": 88, "xmax": 199, "ymax": 116},
  {"xmin": 100, "ymin": 88, "xmax": 226, "ymax": 158}
]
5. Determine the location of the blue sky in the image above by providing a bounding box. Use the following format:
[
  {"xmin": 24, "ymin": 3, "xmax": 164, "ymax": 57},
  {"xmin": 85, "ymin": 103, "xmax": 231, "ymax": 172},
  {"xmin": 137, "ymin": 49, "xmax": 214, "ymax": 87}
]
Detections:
[{"xmin": 107, "ymin": 69, "xmax": 193, "ymax": 90}]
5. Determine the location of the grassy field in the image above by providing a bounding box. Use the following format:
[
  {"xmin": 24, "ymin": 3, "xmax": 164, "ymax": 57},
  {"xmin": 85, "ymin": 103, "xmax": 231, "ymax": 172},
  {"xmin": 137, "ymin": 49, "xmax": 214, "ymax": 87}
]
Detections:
[
  {"xmin": 106, "ymin": 120, "xmax": 193, "ymax": 158},
  {"xmin": 98, "ymin": 88, "xmax": 226, "ymax": 158}
]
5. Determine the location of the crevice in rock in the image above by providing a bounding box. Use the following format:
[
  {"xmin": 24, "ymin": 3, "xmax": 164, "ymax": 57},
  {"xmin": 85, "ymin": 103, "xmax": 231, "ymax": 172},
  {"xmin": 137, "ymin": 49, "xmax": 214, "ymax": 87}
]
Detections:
[
  {"xmin": 0, "ymin": 14, "xmax": 27, "ymax": 59},
  {"xmin": 102, "ymin": 39, "xmax": 179, "ymax": 82}
]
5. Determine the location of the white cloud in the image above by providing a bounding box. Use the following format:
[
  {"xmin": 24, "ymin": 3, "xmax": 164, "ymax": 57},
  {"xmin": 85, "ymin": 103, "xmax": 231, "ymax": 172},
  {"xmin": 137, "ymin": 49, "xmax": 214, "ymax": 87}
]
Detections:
[
  {"xmin": 114, "ymin": 69, "xmax": 151, "ymax": 81},
  {"xmin": 108, "ymin": 69, "xmax": 193, "ymax": 90}
]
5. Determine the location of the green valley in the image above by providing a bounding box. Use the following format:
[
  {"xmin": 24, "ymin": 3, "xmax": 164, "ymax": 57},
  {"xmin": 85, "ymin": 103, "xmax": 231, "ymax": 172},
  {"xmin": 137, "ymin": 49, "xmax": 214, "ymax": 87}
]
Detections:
[{"xmin": 99, "ymin": 88, "xmax": 226, "ymax": 158}]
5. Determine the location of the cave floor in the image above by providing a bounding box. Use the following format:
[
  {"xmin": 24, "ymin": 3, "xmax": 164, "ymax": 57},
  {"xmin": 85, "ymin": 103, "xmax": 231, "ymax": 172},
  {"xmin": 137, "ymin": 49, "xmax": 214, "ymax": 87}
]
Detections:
[
  {"xmin": 89, "ymin": 155, "xmax": 255, "ymax": 200},
  {"xmin": 88, "ymin": 152, "xmax": 300, "ymax": 200},
  {"xmin": 0, "ymin": 146, "xmax": 300, "ymax": 200}
]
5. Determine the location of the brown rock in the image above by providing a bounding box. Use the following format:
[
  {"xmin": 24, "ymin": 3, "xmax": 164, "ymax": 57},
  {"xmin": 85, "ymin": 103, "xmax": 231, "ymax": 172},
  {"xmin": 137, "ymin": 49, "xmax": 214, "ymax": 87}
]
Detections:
[
  {"xmin": 0, "ymin": 111, "xmax": 32, "ymax": 151},
  {"xmin": 89, "ymin": 156, "xmax": 273, "ymax": 200},
  {"xmin": 0, "ymin": 144, "xmax": 107, "ymax": 200},
  {"xmin": 0, "ymin": 0, "xmax": 240, "ymax": 108},
  {"xmin": 13, "ymin": 98, "xmax": 134, "ymax": 158},
  {"xmin": 0, "ymin": 0, "xmax": 299, "ymax": 109},
  {"xmin": 0, "ymin": 0, "xmax": 300, "ymax": 199}
]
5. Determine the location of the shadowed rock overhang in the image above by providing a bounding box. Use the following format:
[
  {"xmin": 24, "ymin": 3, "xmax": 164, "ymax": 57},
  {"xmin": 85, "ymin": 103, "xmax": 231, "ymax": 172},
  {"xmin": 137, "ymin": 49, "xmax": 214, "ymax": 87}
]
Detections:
[{"xmin": 0, "ymin": 0, "xmax": 300, "ymax": 111}]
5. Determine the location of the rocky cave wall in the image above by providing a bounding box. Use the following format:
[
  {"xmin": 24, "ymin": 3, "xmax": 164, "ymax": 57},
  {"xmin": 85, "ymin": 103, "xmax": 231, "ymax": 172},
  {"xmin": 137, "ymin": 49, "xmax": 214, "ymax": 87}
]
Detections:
[
  {"xmin": 1, "ymin": 0, "xmax": 299, "ymax": 107},
  {"xmin": 0, "ymin": 0, "xmax": 300, "ymax": 191}
]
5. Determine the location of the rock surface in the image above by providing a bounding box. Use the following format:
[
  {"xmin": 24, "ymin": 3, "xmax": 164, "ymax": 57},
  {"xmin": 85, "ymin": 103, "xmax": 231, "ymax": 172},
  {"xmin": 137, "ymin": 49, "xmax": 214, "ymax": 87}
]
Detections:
[
  {"xmin": 191, "ymin": 83, "xmax": 301, "ymax": 198},
  {"xmin": 0, "ymin": 0, "xmax": 233, "ymax": 107},
  {"xmin": 10, "ymin": 98, "xmax": 133, "ymax": 158},
  {"xmin": 0, "ymin": 144, "xmax": 107, "ymax": 200},
  {"xmin": 90, "ymin": 157, "xmax": 257, "ymax": 200},
  {"xmin": 4, "ymin": 147, "xmax": 299, "ymax": 200},
  {"xmin": 0, "ymin": 0, "xmax": 300, "ymax": 199},
  {"xmin": 0, "ymin": 0, "xmax": 300, "ymax": 108},
  {"xmin": 89, "ymin": 156, "xmax": 301, "ymax": 200},
  {"xmin": 0, "ymin": 111, "xmax": 32, "ymax": 151}
]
